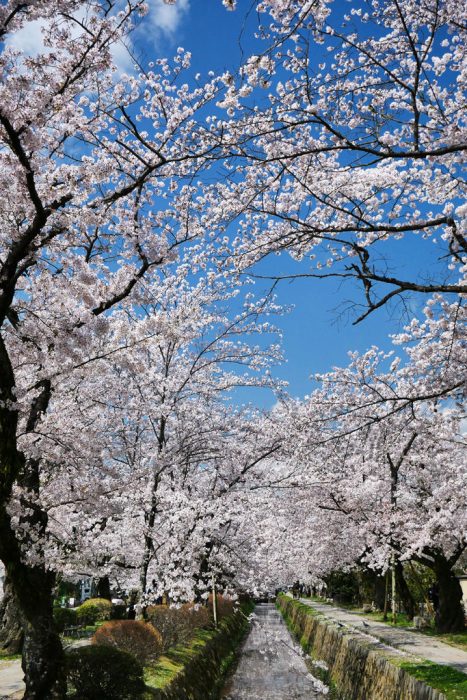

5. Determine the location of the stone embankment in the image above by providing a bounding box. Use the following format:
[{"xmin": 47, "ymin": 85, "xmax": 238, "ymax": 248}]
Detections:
[{"xmin": 277, "ymin": 596, "xmax": 461, "ymax": 700}]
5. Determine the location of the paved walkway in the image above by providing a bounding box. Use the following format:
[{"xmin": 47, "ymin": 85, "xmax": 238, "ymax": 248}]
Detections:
[
  {"xmin": 302, "ymin": 600, "xmax": 467, "ymax": 674},
  {"xmin": 221, "ymin": 603, "xmax": 327, "ymax": 700},
  {"xmin": 0, "ymin": 657, "xmax": 23, "ymax": 700},
  {"xmin": 0, "ymin": 640, "xmax": 89, "ymax": 699}
]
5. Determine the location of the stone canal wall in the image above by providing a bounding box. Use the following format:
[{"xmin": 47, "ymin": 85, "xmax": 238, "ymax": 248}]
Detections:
[
  {"xmin": 277, "ymin": 596, "xmax": 446, "ymax": 700},
  {"xmin": 145, "ymin": 603, "xmax": 253, "ymax": 700}
]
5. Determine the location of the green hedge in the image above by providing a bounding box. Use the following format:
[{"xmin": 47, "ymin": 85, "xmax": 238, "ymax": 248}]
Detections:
[
  {"xmin": 54, "ymin": 607, "xmax": 78, "ymax": 633},
  {"xmin": 76, "ymin": 598, "xmax": 112, "ymax": 625},
  {"xmin": 144, "ymin": 602, "xmax": 253, "ymax": 700}
]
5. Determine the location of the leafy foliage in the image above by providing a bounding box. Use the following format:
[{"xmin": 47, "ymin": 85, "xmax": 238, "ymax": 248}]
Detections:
[
  {"xmin": 53, "ymin": 606, "xmax": 77, "ymax": 633},
  {"xmin": 76, "ymin": 598, "xmax": 112, "ymax": 625},
  {"xmin": 66, "ymin": 645, "xmax": 145, "ymax": 700}
]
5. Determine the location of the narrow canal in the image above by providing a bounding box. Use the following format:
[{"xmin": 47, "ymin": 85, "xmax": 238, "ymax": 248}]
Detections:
[{"xmin": 221, "ymin": 603, "xmax": 328, "ymax": 699}]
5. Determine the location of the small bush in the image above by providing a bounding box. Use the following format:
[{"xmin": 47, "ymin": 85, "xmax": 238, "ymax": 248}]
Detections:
[
  {"xmin": 146, "ymin": 604, "xmax": 210, "ymax": 651},
  {"xmin": 208, "ymin": 594, "xmax": 235, "ymax": 620},
  {"xmin": 93, "ymin": 620, "xmax": 162, "ymax": 664},
  {"xmin": 181, "ymin": 602, "xmax": 210, "ymax": 632},
  {"xmin": 76, "ymin": 597, "xmax": 112, "ymax": 625},
  {"xmin": 53, "ymin": 607, "xmax": 77, "ymax": 633},
  {"xmin": 66, "ymin": 645, "xmax": 145, "ymax": 700}
]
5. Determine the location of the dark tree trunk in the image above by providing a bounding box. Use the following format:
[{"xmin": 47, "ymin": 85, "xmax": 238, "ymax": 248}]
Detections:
[
  {"xmin": 0, "ymin": 573, "xmax": 23, "ymax": 654},
  {"xmin": 19, "ymin": 568, "xmax": 65, "ymax": 700},
  {"xmin": 373, "ymin": 573, "xmax": 387, "ymax": 611},
  {"xmin": 96, "ymin": 576, "xmax": 111, "ymax": 600},
  {"xmin": 0, "ymin": 508, "xmax": 66, "ymax": 699},
  {"xmin": 395, "ymin": 561, "xmax": 415, "ymax": 620},
  {"xmin": 433, "ymin": 554, "xmax": 465, "ymax": 633}
]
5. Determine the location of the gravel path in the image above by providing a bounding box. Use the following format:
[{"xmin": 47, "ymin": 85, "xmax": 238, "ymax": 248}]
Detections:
[
  {"xmin": 221, "ymin": 603, "xmax": 327, "ymax": 700},
  {"xmin": 303, "ymin": 599, "xmax": 467, "ymax": 674}
]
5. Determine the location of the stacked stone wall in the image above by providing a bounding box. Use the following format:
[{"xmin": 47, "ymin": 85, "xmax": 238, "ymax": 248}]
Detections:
[{"xmin": 277, "ymin": 596, "xmax": 446, "ymax": 700}]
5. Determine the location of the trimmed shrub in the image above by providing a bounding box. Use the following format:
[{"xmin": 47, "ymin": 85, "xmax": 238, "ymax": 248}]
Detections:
[
  {"xmin": 76, "ymin": 597, "xmax": 112, "ymax": 625},
  {"xmin": 146, "ymin": 604, "xmax": 210, "ymax": 652},
  {"xmin": 93, "ymin": 620, "xmax": 162, "ymax": 664},
  {"xmin": 66, "ymin": 645, "xmax": 145, "ymax": 700},
  {"xmin": 208, "ymin": 594, "xmax": 234, "ymax": 621},
  {"xmin": 53, "ymin": 606, "xmax": 77, "ymax": 633}
]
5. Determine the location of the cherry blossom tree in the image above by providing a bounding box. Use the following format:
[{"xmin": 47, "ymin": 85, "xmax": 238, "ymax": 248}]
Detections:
[
  {"xmin": 1, "ymin": 2, "xmax": 465, "ymax": 696},
  {"xmin": 211, "ymin": 0, "xmax": 466, "ymax": 322},
  {"xmin": 0, "ymin": 1, "xmax": 239, "ymax": 696},
  {"xmin": 270, "ymin": 297, "xmax": 466, "ymax": 631},
  {"xmin": 44, "ymin": 263, "xmax": 283, "ymax": 603}
]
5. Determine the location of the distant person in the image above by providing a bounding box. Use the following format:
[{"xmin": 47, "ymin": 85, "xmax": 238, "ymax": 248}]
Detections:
[{"xmin": 127, "ymin": 603, "xmax": 136, "ymax": 620}]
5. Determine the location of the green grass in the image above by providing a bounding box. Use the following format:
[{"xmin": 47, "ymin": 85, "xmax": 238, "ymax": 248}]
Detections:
[
  {"xmin": 0, "ymin": 652, "xmax": 21, "ymax": 661},
  {"xmin": 397, "ymin": 660, "xmax": 467, "ymax": 700},
  {"xmin": 144, "ymin": 602, "xmax": 254, "ymax": 694},
  {"xmin": 145, "ymin": 654, "xmax": 186, "ymax": 689}
]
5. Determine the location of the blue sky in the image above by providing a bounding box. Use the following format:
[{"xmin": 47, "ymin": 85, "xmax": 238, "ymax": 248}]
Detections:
[
  {"xmin": 132, "ymin": 1, "xmax": 450, "ymax": 407},
  {"xmin": 9, "ymin": 0, "xmax": 455, "ymax": 408}
]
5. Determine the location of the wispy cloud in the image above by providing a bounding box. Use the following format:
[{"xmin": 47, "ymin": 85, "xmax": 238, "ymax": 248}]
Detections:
[
  {"xmin": 147, "ymin": 0, "xmax": 190, "ymax": 36},
  {"xmin": 5, "ymin": 17, "xmax": 47, "ymax": 55},
  {"xmin": 4, "ymin": 9, "xmax": 135, "ymax": 76},
  {"xmin": 5, "ymin": 2, "xmax": 191, "ymax": 75}
]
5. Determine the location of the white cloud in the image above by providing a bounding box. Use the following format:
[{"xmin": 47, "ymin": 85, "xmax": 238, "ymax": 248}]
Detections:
[
  {"xmin": 4, "ymin": 10, "xmax": 135, "ymax": 77},
  {"xmin": 6, "ymin": 18, "xmax": 49, "ymax": 55},
  {"xmin": 148, "ymin": 0, "xmax": 190, "ymax": 35}
]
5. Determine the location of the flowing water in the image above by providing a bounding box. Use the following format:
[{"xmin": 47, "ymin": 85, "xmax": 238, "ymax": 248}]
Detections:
[{"xmin": 221, "ymin": 603, "xmax": 328, "ymax": 700}]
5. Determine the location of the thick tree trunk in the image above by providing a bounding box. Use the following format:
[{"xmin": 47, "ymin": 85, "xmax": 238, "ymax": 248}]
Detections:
[
  {"xmin": 395, "ymin": 561, "xmax": 415, "ymax": 620},
  {"xmin": 0, "ymin": 508, "xmax": 66, "ymax": 699},
  {"xmin": 19, "ymin": 569, "xmax": 65, "ymax": 700},
  {"xmin": 96, "ymin": 575, "xmax": 111, "ymax": 600},
  {"xmin": 433, "ymin": 554, "xmax": 465, "ymax": 633},
  {"xmin": 0, "ymin": 573, "xmax": 23, "ymax": 654}
]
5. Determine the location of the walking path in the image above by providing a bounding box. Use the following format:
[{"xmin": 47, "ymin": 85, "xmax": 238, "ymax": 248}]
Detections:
[
  {"xmin": 301, "ymin": 599, "xmax": 467, "ymax": 674},
  {"xmin": 0, "ymin": 640, "xmax": 89, "ymax": 699},
  {"xmin": 0, "ymin": 657, "xmax": 23, "ymax": 700},
  {"xmin": 221, "ymin": 603, "xmax": 327, "ymax": 700}
]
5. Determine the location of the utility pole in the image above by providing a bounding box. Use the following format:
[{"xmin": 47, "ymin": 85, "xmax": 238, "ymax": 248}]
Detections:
[{"xmin": 212, "ymin": 572, "xmax": 218, "ymax": 628}]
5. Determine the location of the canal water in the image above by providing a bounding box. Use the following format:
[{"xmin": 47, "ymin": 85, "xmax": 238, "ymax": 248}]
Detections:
[{"xmin": 221, "ymin": 603, "xmax": 328, "ymax": 699}]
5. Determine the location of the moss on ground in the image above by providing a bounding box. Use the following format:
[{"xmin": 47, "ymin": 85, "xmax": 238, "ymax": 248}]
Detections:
[
  {"xmin": 396, "ymin": 660, "xmax": 467, "ymax": 700},
  {"xmin": 0, "ymin": 653, "xmax": 21, "ymax": 661}
]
